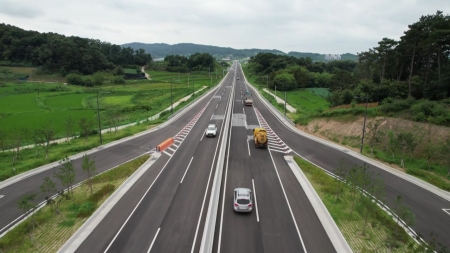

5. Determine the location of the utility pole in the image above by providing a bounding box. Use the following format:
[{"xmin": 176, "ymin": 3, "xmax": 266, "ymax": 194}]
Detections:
[
  {"xmin": 96, "ymin": 90, "xmax": 102, "ymax": 145},
  {"xmin": 266, "ymin": 75, "xmax": 268, "ymax": 89},
  {"xmin": 284, "ymin": 84, "xmax": 287, "ymax": 116},
  {"xmin": 355, "ymin": 96, "xmax": 369, "ymax": 153},
  {"xmin": 192, "ymin": 75, "xmax": 195, "ymax": 100},
  {"xmin": 171, "ymin": 79, "xmax": 173, "ymax": 114}
]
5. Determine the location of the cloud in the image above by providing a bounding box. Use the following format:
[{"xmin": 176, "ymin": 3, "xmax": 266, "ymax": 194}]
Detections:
[
  {"xmin": 0, "ymin": 0, "xmax": 448, "ymax": 54},
  {"xmin": 0, "ymin": 1, "xmax": 42, "ymax": 19}
]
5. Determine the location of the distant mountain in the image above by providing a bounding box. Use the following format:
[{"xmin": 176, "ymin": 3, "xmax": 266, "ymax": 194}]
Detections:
[
  {"xmin": 287, "ymin": 52, "xmax": 358, "ymax": 62},
  {"xmin": 122, "ymin": 42, "xmax": 358, "ymax": 61},
  {"xmin": 121, "ymin": 42, "xmax": 284, "ymax": 59}
]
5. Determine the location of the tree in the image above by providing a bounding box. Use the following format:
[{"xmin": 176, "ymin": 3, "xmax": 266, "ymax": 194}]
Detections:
[
  {"xmin": 78, "ymin": 118, "xmax": 93, "ymax": 145},
  {"xmin": 17, "ymin": 194, "xmax": 39, "ymax": 244},
  {"xmin": 11, "ymin": 128, "xmax": 26, "ymax": 166},
  {"xmin": 40, "ymin": 176, "xmax": 56, "ymax": 209},
  {"xmin": 333, "ymin": 159, "xmax": 348, "ymax": 204},
  {"xmin": 392, "ymin": 195, "xmax": 416, "ymax": 245},
  {"xmin": 387, "ymin": 130, "xmax": 399, "ymax": 159},
  {"xmin": 65, "ymin": 116, "xmax": 75, "ymax": 143},
  {"xmin": 92, "ymin": 72, "xmax": 105, "ymax": 85},
  {"xmin": 0, "ymin": 129, "xmax": 8, "ymax": 152},
  {"xmin": 366, "ymin": 118, "xmax": 385, "ymax": 157},
  {"xmin": 54, "ymin": 156, "xmax": 76, "ymax": 203},
  {"xmin": 361, "ymin": 173, "xmax": 385, "ymax": 235},
  {"xmin": 81, "ymin": 154, "xmax": 96, "ymax": 195},
  {"xmin": 423, "ymin": 138, "xmax": 441, "ymax": 170},
  {"xmin": 329, "ymin": 70, "xmax": 355, "ymax": 92},
  {"xmin": 35, "ymin": 124, "xmax": 55, "ymax": 160},
  {"xmin": 272, "ymin": 73, "xmax": 296, "ymax": 91},
  {"xmin": 441, "ymin": 139, "xmax": 450, "ymax": 179}
]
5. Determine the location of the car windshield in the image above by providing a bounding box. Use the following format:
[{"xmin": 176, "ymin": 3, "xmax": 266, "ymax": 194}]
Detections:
[
  {"xmin": 237, "ymin": 199, "xmax": 250, "ymax": 204},
  {"xmin": 208, "ymin": 126, "xmax": 215, "ymax": 130}
]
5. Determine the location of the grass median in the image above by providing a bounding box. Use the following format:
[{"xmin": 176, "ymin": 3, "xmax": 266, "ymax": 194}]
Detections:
[
  {"xmin": 293, "ymin": 156, "xmax": 425, "ymax": 252},
  {"xmin": 0, "ymin": 154, "xmax": 150, "ymax": 253}
]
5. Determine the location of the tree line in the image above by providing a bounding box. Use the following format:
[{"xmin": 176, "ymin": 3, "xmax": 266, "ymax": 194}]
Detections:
[
  {"xmin": 246, "ymin": 10, "xmax": 450, "ymax": 107},
  {"xmin": 0, "ymin": 23, "xmax": 152, "ymax": 75},
  {"xmin": 147, "ymin": 53, "xmax": 216, "ymax": 73}
]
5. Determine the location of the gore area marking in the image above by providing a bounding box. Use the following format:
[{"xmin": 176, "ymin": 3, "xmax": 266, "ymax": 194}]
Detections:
[
  {"xmin": 0, "ymin": 195, "xmax": 4, "ymax": 199},
  {"xmin": 443, "ymin": 209, "xmax": 450, "ymax": 216}
]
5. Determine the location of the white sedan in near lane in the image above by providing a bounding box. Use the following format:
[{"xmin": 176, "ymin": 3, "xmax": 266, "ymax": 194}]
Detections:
[{"xmin": 205, "ymin": 124, "xmax": 217, "ymax": 137}]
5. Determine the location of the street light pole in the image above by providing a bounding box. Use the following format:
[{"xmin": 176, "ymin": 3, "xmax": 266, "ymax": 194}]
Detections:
[{"xmin": 96, "ymin": 90, "xmax": 102, "ymax": 145}]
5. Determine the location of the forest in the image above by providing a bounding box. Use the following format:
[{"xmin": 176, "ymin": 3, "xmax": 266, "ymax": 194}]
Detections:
[
  {"xmin": 0, "ymin": 23, "xmax": 152, "ymax": 75},
  {"xmin": 246, "ymin": 11, "xmax": 450, "ymax": 107}
]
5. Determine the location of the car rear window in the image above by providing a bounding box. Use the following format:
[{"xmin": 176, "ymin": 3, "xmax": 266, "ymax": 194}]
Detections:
[{"xmin": 237, "ymin": 199, "xmax": 250, "ymax": 204}]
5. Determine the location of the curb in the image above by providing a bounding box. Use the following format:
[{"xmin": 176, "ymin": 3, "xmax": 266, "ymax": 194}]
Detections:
[
  {"xmin": 58, "ymin": 152, "xmax": 161, "ymax": 253},
  {"xmin": 284, "ymin": 156, "xmax": 352, "ymax": 253}
]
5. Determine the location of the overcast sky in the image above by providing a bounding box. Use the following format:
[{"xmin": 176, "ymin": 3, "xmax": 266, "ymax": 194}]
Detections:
[{"xmin": 0, "ymin": 0, "xmax": 448, "ymax": 54}]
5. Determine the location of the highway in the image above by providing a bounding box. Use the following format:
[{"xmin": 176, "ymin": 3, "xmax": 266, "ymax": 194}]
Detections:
[
  {"xmin": 239, "ymin": 65, "xmax": 450, "ymax": 248},
  {"xmin": 213, "ymin": 69, "xmax": 335, "ymax": 252},
  {"xmin": 1, "ymin": 61, "xmax": 448, "ymax": 252},
  {"xmin": 0, "ymin": 65, "xmax": 232, "ymax": 236}
]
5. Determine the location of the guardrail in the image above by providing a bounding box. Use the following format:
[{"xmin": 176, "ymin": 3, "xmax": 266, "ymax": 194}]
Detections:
[{"xmin": 199, "ymin": 66, "xmax": 235, "ymax": 253}]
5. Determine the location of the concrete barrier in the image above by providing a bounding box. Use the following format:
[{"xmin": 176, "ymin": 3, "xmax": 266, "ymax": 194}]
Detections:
[{"xmin": 156, "ymin": 138, "xmax": 174, "ymax": 152}]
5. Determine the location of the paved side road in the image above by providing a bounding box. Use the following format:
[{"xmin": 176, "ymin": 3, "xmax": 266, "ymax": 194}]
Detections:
[{"xmin": 263, "ymin": 88, "xmax": 296, "ymax": 113}]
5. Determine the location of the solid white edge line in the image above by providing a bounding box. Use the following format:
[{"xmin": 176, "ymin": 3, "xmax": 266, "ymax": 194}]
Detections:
[
  {"xmin": 103, "ymin": 104, "xmax": 210, "ymax": 253},
  {"xmin": 147, "ymin": 227, "xmax": 161, "ymax": 253},
  {"xmin": 180, "ymin": 157, "xmax": 194, "ymax": 184},
  {"xmin": 191, "ymin": 77, "xmax": 233, "ymax": 253},
  {"xmin": 252, "ymin": 179, "xmax": 259, "ymax": 222},
  {"xmin": 268, "ymin": 149, "xmax": 307, "ymax": 253}
]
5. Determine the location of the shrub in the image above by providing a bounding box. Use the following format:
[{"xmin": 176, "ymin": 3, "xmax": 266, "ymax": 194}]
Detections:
[
  {"xmin": 77, "ymin": 201, "xmax": 96, "ymax": 217},
  {"xmin": 380, "ymin": 98, "xmax": 413, "ymax": 113},
  {"xmin": 88, "ymin": 184, "xmax": 115, "ymax": 203},
  {"xmin": 66, "ymin": 73, "xmax": 84, "ymax": 85},
  {"xmin": 113, "ymin": 76, "xmax": 125, "ymax": 84}
]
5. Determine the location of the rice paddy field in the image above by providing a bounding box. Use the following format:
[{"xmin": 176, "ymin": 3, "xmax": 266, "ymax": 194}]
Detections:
[{"xmin": 0, "ymin": 70, "xmax": 219, "ymax": 145}]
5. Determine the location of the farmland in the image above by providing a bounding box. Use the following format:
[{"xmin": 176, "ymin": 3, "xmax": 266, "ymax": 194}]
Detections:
[{"xmin": 0, "ymin": 69, "xmax": 220, "ymax": 145}]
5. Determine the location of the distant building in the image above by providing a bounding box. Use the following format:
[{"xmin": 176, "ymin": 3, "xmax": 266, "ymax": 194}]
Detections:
[
  {"xmin": 221, "ymin": 57, "xmax": 231, "ymax": 61},
  {"xmin": 154, "ymin": 57, "xmax": 165, "ymax": 62},
  {"xmin": 325, "ymin": 54, "xmax": 341, "ymax": 61}
]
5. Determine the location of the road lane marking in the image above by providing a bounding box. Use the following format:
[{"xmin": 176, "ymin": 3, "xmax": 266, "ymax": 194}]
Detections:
[
  {"xmin": 247, "ymin": 139, "xmax": 251, "ymax": 156},
  {"xmin": 191, "ymin": 79, "xmax": 233, "ymax": 253},
  {"xmin": 218, "ymin": 96, "xmax": 234, "ymax": 253},
  {"xmin": 167, "ymin": 147, "xmax": 176, "ymax": 152},
  {"xmin": 268, "ymin": 150, "xmax": 307, "ymax": 253},
  {"xmin": 200, "ymin": 130, "xmax": 206, "ymax": 142},
  {"xmin": 163, "ymin": 151, "xmax": 172, "ymax": 157},
  {"xmin": 180, "ymin": 157, "xmax": 194, "ymax": 184},
  {"xmin": 252, "ymin": 179, "xmax": 259, "ymax": 222},
  {"xmin": 444, "ymin": 209, "xmax": 450, "ymax": 216},
  {"xmin": 0, "ymin": 195, "xmax": 4, "ymax": 199},
  {"xmin": 147, "ymin": 227, "xmax": 160, "ymax": 253}
]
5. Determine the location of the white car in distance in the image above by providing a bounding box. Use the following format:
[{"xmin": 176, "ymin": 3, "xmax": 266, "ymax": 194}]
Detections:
[{"xmin": 205, "ymin": 124, "xmax": 217, "ymax": 137}]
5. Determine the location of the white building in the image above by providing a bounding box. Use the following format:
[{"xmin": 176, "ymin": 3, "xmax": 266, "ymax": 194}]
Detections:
[{"xmin": 325, "ymin": 54, "xmax": 341, "ymax": 61}]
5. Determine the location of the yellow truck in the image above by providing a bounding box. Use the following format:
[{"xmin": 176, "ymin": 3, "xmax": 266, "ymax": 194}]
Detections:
[{"xmin": 253, "ymin": 128, "xmax": 268, "ymax": 148}]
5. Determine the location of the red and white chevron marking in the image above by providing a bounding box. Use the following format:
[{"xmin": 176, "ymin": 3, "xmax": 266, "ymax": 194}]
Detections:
[
  {"xmin": 253, "ymin": 107, "xmax": 292, "ymax": 154},
  {"xmin": 163, "ymin": 105, "xmax": 208, "ymax": 157}
]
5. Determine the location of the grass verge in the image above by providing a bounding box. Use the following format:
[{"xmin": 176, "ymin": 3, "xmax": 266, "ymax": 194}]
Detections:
[
  {"xmin": 0, "ymin": 154, "xmax": 149, "ymax": 253},
  {"xmin": 293, "ymin": 156, "xmax": 424, "ymax": 252}
]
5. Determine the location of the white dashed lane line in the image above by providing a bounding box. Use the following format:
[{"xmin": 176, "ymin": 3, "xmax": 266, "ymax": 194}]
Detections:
[
  {"xmin": 443, "ymin": 209, "xmax": 450, "ymax": 216},
  {"xmin": 0, "ymin": 195, "xmax": 4, "ymax": 199}
]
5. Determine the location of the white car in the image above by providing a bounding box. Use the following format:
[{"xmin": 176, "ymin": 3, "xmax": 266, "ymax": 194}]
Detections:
[{"xmin": 205, "ymin": 124, "xmax": 217, "ymax": 137}]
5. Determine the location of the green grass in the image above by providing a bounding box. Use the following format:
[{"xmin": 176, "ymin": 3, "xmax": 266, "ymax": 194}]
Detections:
[
  {"xmin": 44, "ymin": 94, "xmax": 89, "ymax": 109},
  {"xmin": 124, "ymin": 68, "xmax": 139, "ymax": 74},
  {"xmin": 0, "ymin": 155, "xmax": 149, "ymax": 253},
  {"xmin": 293, "ymin": 156, "xmax": 422, "ymax": 252}
]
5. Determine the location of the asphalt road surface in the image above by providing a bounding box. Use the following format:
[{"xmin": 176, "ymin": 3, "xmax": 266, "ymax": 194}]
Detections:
[{"xmin": 238, "ymin": 65, "xmax": 450, "ymax": 249}]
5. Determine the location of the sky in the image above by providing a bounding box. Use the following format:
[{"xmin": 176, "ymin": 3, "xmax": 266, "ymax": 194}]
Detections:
[{"xmin": 0, "ymin": 0, "xmax": 448, "ymax": 55}]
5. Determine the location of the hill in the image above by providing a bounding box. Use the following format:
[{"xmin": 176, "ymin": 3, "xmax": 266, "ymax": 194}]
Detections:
[
  {"xmin": 121, "ymin": 42, "xmax": 285, "ymax": 59},
  {"xmin": 121, "ymin": 42, "xmax": 358, "ymax": 61}
]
